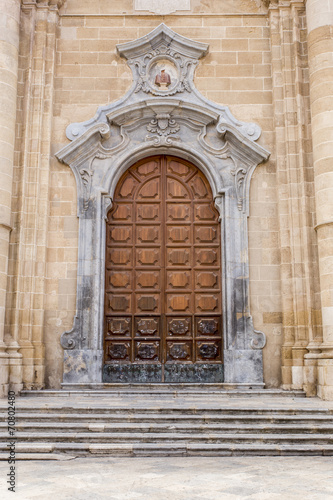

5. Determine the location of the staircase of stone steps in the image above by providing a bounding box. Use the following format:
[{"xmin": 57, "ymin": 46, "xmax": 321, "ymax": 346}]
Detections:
[{"xmin": 1, "ymin": 388, "xmax": 333, "ymax": 458}]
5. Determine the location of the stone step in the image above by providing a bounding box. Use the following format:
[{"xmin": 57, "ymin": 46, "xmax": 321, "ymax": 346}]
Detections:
[
  {"xmin": 0, "ymin": 453, "xmax": 76, "ymax": 461},
  {"xmin": 1, "ymin": 431, "xmax": 332, "ymax": 444},
  {"xmin": 19, "ymin": 388, "xmax": 306, "ymax": 398},
  {"xmin": 6, "ymin": 412, "xmax": 333, "ymax": 424},
  {"xmin": 2, "ymin": 394, "xmax": 331, "ymax": 457},
  {"xmin": 2, "ymin": 422, "xmax": 333, "ymax": 434},
  {"xmin": 5, "ymin": 410, "xmax": 333, "ymax": 420},
  {"xmin": 4, "ymin": 405, "xmax": 332, "ymax": 415},
  {"xmin": 0, "ymin": 442, "xmax": 332, "ymax": 457}
]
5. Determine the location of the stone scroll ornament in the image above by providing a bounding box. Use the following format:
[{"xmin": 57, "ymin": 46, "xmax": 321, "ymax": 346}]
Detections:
[{"xmin": 55, "ymin": 24, "xmax": 270, "ymax": 386}]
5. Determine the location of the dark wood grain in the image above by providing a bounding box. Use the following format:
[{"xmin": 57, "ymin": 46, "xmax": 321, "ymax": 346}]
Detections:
[{"xmin": 104, "ymin": 155, "xmax": 222, "ymax": 374}]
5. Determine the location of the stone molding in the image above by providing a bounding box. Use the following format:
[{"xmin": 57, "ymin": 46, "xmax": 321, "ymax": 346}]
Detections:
[
  {"xmin": 134, "ymin": 0, "xmax": 191, "ymax": 16},
  {"xmin": 56, "ymin": 24, "xmax": 270, "ymax": 385},
  {"xmin": 21, "ymin": 0, "xmax": 64, "ymax": 8}
]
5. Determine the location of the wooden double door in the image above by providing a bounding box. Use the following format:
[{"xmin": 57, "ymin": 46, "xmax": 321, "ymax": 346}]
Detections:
[{"xmin": 103, "ymin": 155, "xmax": 223, "ymax": 382}]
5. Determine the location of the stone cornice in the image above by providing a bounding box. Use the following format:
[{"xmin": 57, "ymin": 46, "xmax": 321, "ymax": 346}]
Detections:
[
  {"xmin": 21, "ymin": 0, "xmax": 65, "ymax": 8},
  {"xmin": 267, "ymin": 0, "xmax": 305, "ymax": 7}
]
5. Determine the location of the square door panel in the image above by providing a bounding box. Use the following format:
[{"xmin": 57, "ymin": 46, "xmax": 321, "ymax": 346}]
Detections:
[
  {"xmin": 195, "ymin": 248, "xmax": 219, "ymax": 266},
  {"xmin": 167, "ymin": 204, "xmax": 190, "ymax": 221},
  {"xmin": 136, "ymin": 248, "xmax": 160, "ymax": 266},
  {"xmin": 195, "ymin": 270, "xmax": 219, "ymax": 289},
  {"xmin": 106, "ymin": 294, "xmax": 132, "ymax": 314},
  {"xmin": 136, "ymin": 204, "xmax": 160, "ymax": 221},
  {"xmin": 136, "ymin": 271, "xmax": 160, "ymax": 289},
  {"xmin": 167, "ymin": 294, "xmax": 191, "ymax": 313},
  {"xmin": 166, "ymin": 341, "xmax": 192, "ymax": 362},
  {"xmin": 105, "ymin": 317, "xmax": 131, "ymax": 337},
  {"xmin": 107, "ymin": 225, "xmax": 133, "ymax": 245},
  {"xmin": 105, "ymin": 341, "xmax": 131, "ymax": 362},
  {"xmin": 135, "ymin": 341, "xmax": 160, "ymax": 362},
  {"xmin": 106, "ymin": 271, "xmax": 131, "ymax": 290},
  {"xmin": 194, "ymin": 226, "xmax": 218, "ymax": 244},
  {"xmin": 195, "ymin": 317, "xmax": 221, "ymax": 337},
  {"xmin": 167, "ymin": 317, "xmax": 191, "ymax": 337},
  {"xmin": 195, "ymin": 294, "xmax": 220, "ymax": 312},
  {"xmin": 167, "ymin": 226, "xmax": 191, "ymax": 244},
  {"xmin": 196, "ymin": 341, "xmax": 222, "ymax": 361},
  {"xmin": 135, "ymin": 294, "xmax": 160, "ymax": 313},
  {"xmin": 136, "ymin": 226, "xmax": 161, "ymax": 244},
  {"xmin": 167, "ymin": 271, "xmax": 191, "ymax": 289},
  {"xmin": 106, "ymin": 248, "xmax": 132, "ymax": 268},
  {"xmin": 135, "ymin": 317, "xmax": 160, "ymax": 337},
  {"xmin": 167, "ymin": 248, "xmax": 191, "ymax": 267}
]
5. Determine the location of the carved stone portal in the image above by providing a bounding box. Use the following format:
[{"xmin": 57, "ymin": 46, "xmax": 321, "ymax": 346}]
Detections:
[{"xmin": 56, "ymin": 24, "xmax": 270, "ymax": 387}]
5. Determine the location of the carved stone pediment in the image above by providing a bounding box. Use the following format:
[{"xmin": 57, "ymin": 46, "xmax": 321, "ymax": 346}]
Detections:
[
  {"xmin": 117, "ymin": 23, "xmax": 207, "ymax": 97},
  {"xmin": 55, "ymin": 24, "xmax": 271, "ymax": 387}
]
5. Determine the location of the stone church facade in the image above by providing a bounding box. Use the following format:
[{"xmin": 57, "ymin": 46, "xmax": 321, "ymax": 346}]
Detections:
[{"xmin": 1, "ymin": 0, "xmax": 332, "ymax": 399}]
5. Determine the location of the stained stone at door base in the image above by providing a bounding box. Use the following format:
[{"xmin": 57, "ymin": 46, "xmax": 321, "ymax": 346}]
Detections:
[
  {"xmin": 164, "ymin": 364, "xmax": 223, "ymax": 383},
  {"xmin": 103, "ymin": 364, "xmax": 224, "ymax": 383},
  {"xmin": 103, "ymin": 364, "xmax": 162, "ymax": 383}
]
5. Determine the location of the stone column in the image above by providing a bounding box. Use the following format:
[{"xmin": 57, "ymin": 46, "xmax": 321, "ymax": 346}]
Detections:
[
  {"xmin": 0, "ymin": 0, "xmax": 21, "ymax": 397},
  {"xmin": 306, "ymin": 0, "xmax": 333, "ymax": 399}
]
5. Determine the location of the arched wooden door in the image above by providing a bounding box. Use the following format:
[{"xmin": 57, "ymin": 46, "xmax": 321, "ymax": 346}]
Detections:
[{"xmin": 103, "ymin": 155, "xmax": 223, "ymax": 383}]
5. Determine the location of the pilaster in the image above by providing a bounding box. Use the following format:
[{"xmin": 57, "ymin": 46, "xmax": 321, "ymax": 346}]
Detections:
[
  {"xmin": 268, "ymin": 0, "xmax": 322, "ymax": 393},
  {"xmin": 0, "ymin": 0, "xmax": 21, "ymax": 397},
  {"xmin": 306, "ymin": 0, "xmax": 333, "ymax": 399},
  {"xmin": 5, "ymin": 0, "xmax": 63, "ymax": 391}
]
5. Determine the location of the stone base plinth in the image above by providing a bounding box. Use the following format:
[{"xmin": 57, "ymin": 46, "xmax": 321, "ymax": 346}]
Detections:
[
  {"xmin": 224, "ymin": 350, "xmax": 263, "ymax": 384},
  {"xmin": 63, "ymin": 349, "xmax": 103, "ymax": 384},
  {"xmin": 317, "ymin": 358, "xmax": 333, "ymax": 400},
  {"xmin": 0, "ymin": 352, "xmax": 9, "ymax": 398}
]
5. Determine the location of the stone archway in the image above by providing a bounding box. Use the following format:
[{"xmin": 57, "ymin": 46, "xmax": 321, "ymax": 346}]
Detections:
[{"xmin": 55, "ymin": 24, "xmax": 270, "ymax": 388}]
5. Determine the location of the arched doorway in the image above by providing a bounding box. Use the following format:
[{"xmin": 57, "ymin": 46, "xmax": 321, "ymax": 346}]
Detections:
[{"xmin": 103, "ymin": 155, "xmax": 223, "ymax": 382}]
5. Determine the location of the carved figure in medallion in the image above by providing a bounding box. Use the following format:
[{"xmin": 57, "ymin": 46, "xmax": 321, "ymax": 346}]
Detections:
[{"xmin": 155, "ymin": 69, "xmax": 171, "ymax": 90}]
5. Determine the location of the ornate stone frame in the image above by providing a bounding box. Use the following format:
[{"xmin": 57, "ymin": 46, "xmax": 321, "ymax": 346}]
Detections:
[{"xmin": 55, "ymin": 24, "xmax": 270, "ymax": 387}]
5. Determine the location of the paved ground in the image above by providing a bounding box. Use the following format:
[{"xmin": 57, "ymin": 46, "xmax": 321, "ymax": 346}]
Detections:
[{"xmin": 0, "ymin": 456, "xmax": 333, "ymax": 499}]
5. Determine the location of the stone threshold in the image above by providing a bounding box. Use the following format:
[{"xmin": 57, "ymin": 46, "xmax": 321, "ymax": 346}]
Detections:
[{"xmin": 19, "ymin": 385, "xmax": 305, "ymax": 398}]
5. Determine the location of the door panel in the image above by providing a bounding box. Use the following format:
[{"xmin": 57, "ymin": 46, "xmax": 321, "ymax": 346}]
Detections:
[{"xmin": 103, "ymin": 155, "xmax": 223, "ymax": 383}]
